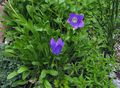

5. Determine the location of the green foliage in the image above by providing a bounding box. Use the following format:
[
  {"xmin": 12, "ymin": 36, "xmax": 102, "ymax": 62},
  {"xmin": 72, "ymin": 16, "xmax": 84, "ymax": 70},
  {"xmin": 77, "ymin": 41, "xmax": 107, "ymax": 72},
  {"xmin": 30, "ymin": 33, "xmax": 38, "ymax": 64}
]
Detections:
[
  {"xmin": 0, "ymin": 44, "xmax": 22, "ymax": 88},
  {"xmin": 1, "ymin": 0, "xmax": 119, "ymax": 88}
]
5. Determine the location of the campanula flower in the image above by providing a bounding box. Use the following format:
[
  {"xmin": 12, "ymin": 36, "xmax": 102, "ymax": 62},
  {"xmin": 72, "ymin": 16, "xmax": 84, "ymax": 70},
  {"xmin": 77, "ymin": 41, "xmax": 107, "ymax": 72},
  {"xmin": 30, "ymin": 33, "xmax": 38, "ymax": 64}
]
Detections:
[
  {"xmin": 67, "ymin": 13, "xmax": 84, "ymax": 29},
  {"xmin": 50, "ymin": 38, "xmax": 64, "ymax": 55}
]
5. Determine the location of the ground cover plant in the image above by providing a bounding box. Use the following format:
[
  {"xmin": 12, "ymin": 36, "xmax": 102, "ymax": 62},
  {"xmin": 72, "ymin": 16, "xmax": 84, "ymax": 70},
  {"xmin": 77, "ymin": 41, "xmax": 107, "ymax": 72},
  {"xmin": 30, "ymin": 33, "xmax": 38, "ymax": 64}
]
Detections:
[{"xmin": 1, "ymin": 0, "xmax": 119, "ymax": 88}]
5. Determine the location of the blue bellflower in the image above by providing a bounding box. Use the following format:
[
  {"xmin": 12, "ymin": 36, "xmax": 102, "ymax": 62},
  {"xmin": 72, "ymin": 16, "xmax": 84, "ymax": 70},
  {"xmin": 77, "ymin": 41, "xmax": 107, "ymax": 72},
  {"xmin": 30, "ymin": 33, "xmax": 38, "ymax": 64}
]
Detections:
[
  {"xmin": 50, "ymin": 38, "xmax": 64, "ymax": 55},
  {"xmin": 67, "ymin": 13, "xmax": 84, "ymax": 29}
]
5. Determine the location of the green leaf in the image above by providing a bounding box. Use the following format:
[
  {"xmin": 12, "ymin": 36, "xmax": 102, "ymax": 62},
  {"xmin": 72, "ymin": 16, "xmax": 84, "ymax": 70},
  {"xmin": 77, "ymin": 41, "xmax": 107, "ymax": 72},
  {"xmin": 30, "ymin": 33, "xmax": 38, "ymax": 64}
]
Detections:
[
  {"xmin": 25, "ymin": 45, "xmax": 37, "ymax": 60},
  {"xmin": 7, "ymin": 71, "xmax": 18, "ymax": 79},
  {"xmin": 65, "ymin": 75, "xmax": 73, "ymax": 83},
  {"xmin": 44, "ymin": 79, "xmax": 52, "ymax": 88},
  {"xmin": 48, "ymin": 70, "xmax": 58, "ymax": 76},
  {"xmin": 4, "ymin": 49, "xmax": 16, "ymax": 57},
  {"xmin": 17, "ymin": 66, "xmax": 28, "ymax": 74},
  {"xmin": 12, "ymin": 80, "xmax": 28, "ymax": 87},
  {"xmin": 32, "ymin": 61, "xmax": 40, "ymax": 66},
  {"xmin": 59, "ymin": 0, "xmax": 65, "ymax": 4},
  {"xmin": 22, "ymin": 71, "xmax": 30, "ymax": 80},
  {"xmin": 39, "ymin": 70, "xmax": 47, "ymax": 81},
  {"xmin": 39, "ymin": 70, "xmax": 58, "ymax": 81},
  {"xmin": 26, "ymin": 5, "xmax": 34, "ymax": 18}
]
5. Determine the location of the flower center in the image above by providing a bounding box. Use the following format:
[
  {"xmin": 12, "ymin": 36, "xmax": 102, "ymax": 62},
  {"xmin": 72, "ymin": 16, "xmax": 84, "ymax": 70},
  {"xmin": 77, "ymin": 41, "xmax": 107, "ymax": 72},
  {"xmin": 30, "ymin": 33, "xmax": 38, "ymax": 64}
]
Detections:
[{"xmin": 72, "ymin": 17, "xmax": 78, "ymax": 23}]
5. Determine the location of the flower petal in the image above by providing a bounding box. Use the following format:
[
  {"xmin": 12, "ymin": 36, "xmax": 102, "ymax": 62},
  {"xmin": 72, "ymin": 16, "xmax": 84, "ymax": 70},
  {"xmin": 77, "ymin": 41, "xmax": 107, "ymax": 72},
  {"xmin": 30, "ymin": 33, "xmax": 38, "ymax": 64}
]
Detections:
[
  {"xmin": 77, "ymin": 14, "xmax": 84, "ymax": 20},
  {"xmin": 50, "ymin": 38, "xmax": 56, "ymax": 49},
  {"xmin": 67, "ymin": 13, "xmax": 77, "ymax": 23},
  {"xmin": 56, "ymin": 38, "xmax": 64, "ymax": 47},
  {"xmin": 52, "ymin": 45, "xmax": 63, "ymax": 55},
  {"xmin": 73, "ymin": 26, "xmax": 79, "ymax": 30},
  {"xmin": 69, "ymin": 22, "xmax": 79, "ymax": 29},
  {"xmin": 78, "ymin": 21, "xmax": 84, "ymax": 28}
]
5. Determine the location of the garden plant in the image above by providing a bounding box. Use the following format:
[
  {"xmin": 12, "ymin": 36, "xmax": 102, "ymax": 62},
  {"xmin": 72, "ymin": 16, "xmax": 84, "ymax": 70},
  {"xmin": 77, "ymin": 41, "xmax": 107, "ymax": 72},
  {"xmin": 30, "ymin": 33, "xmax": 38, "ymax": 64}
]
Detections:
[{"xmin": 0, "ymin": 0, "xmax": 120, "ymax": 88}]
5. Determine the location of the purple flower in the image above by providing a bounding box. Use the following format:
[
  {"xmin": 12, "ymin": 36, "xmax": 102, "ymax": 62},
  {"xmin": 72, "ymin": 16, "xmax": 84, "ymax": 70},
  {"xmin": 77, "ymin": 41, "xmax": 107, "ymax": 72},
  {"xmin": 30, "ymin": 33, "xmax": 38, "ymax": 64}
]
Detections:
[
  {"xmin": 67, "ymin": 13, "xmax": 84, "ymax": 29},
  {"xmin": 50, "ymin": 38, "xmax": 64, "ymax": 55}
]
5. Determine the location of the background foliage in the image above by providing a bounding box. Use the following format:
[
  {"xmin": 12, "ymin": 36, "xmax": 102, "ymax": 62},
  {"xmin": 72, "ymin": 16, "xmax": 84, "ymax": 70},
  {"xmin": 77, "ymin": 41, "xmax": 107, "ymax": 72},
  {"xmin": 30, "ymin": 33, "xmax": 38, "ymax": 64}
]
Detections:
[
  {"xmin": 0, "ymin": 44, "xmax": 22, "ymax": 88},
  {"xmin": 0, "ymin": 0, "xmax": 119, "ymax": 88}
]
